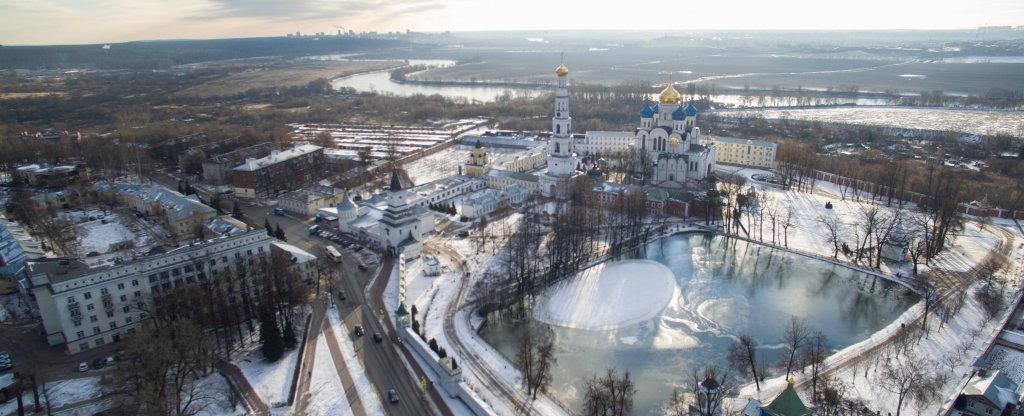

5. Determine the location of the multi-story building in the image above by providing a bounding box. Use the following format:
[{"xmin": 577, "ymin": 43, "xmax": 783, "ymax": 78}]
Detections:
[
  {"xmin": 13, "ymin": 163, "xmax": 89, "ymax": 188},
  {"xmin": 26, "ymin": 229, "xmax": 273, "ymax": 354},
  {"xmin": 708, "ymin": 136, "xmax": 777, "ymax": 169},
  {"xmin": 461, "ymin": 189, "xmax": 505, "ymax": 219},
  {"xmin": 0, "ymin": 214, "xmax": 45, "ymax": 279},
  {"xmin": 91, "ymin": 182, "xmax": 217, "ymax": 238},
  {"xmin": 577, "ymin": 131, "xmax": 635, "ymax": 157},
  {"xmin": 232, "ymin": 144, "xmax": 324, "ymax": 198},
  {"xmin": 278, "ymin": 184, "xmax": 346, "ymax": 217},
  {"xmin": 202, "ymin": 142, "xmax": 276, "ymax": 184}
]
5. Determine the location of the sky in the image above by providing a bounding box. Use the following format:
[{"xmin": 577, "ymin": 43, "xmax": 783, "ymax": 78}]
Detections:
[{"xmin": 0, "ymin": 0, "xmax": 1021, "ymax": 45}]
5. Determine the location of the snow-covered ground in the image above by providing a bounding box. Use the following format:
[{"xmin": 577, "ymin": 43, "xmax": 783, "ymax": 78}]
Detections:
[
  {"xmin": 385, "ymin": 163, "xmax": 1023, "ymax": 415},
  {"xmin": 234, "ymin": 336, "xmax": 303, "ymax": 408},
  {"xmin": 76, "ymin": 220, "xmax": 133, "ymax": 254},
  {"xmin": 305, "ymin": 332, "xmax": 353, "ymax": 416},
  {"xmin": 714, "ymin": 165, "xmax": 1023, "ymax": 414},
  {"xmin": 0, "ymin": 376, "xmax": 106, "ymax": 415},
  {"xmin": 325, "ymin": 308, "xmax": 385, "ymax": 415}
]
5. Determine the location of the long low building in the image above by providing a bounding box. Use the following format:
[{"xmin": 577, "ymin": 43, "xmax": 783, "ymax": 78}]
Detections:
[
  {"xmin": 91, "ymin": 182, "xmax": 217, "ymax": 238},
  {"xmin": 708, "ymin": 136, "xmax": 777, "ymax": 169},
  {"xmin": 26, "ymin": 229, "xmax": 280, "ymax": 354}
]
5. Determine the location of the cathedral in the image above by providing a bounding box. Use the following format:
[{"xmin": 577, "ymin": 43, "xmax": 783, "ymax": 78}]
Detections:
[
  {"xmin": 461, "ymin": 58, "xmax": 715, "ymax": 199},
  {"xmin": 634, "ymin": 83, "xmax": 716, "ymax": 187}
]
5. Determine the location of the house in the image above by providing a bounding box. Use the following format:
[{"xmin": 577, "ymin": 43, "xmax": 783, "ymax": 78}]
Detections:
[
  {"xmin": 423, "ymin": 255, "xmax": 441, "ymax": 277},
  {"xmin": 278, "ymin": 184, "xmax": 346, "ymax": 217},
  {"xmin": 952, "ymin": 369, "xmax": 1021, "ymax": 415}
]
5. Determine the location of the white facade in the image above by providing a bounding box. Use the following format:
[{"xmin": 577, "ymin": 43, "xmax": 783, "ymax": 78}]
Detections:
[
  {"xmin": 709, "ymin": 136, "xmax": 777, "ymax": 169},
  {"xmin": 461, "ymin": 189, "xmax": 504, "ymax": 219},
  {"xmin": 542, "ymin": 59, "xmax": 579, "ymax": 198},
  {"xmin": 28, "ymin": 229, "xmax": 273, "ymax": 354},
  {"xmin": 577, "ymin": 131, "xmax": 636, "ymax": 156}
]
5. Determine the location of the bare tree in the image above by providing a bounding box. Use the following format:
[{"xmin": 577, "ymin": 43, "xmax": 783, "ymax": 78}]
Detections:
[
  {"xmin": 817, "ymin": 214, "xmax": 842, "ymax": 259},
  {"xmin": 780, "ymin": 317, "xmax": 809, "ymax": 380},
  {"xmin": 533, "ymin": 340, "xmax": 556, "ymax": 399},
  {"xmin": 515, "ymin": 329, "xmax": 536, "ymax": 394},
  {"xmin": 879, "ymin": 353, "xmax": 931, "ymax": 416},
  {"xmin": 801, "ymin": 331, "xmax": 829, "ymax": 399},
  {"xmin": 105, "ymin": 319, "xmax": 217, "ymax": 416},
  {"xmin": 726, "ymin": 334, "xmax": 761, "ymax": 392},
  {"xmin": 582, "ymin": 367, "xmax": 636, "ymax": 416}
]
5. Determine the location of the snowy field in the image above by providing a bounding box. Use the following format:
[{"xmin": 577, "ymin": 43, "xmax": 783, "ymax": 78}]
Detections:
[
  {"xmin": 0, "ymin": 376, "xmax": 106, "ymax": 415},
  {"xmin": 305, "ymin": 333, "xmax": 353, "ymax": 416},
  {"xmin": 403, "ymin": 145, "xmax": 535, "ymax": 186},
  {"xmin": 234, "ymin": 335, "xmax": 303, "ymax": 407},
  {"xmin": 75, "ymin": 220, "xmax": 133, "ymax": 254}
]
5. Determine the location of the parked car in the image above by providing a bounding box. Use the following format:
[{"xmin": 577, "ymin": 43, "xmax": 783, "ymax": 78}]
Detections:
[
  {"xmin": 78, "ymin": 362, "xmax": 89, "ymax": 372},
  {"xmin": 273, "ymin": 208, "xmax": 285, "ymax": 216},
  {"xmin": 387, "ymin": 389, "xmax": 399, "ymax": 403},
  {"xmin": 338, "ymin": 290, "xmax": 346, "ymax": 300},
  {"xmin": 0, "ymin": 351, "xmax": 12, "ymax": 370},
  {"xmin": 352, "ymin": 246, "xmax": 364, "ymax": 252},
  {"xmin": 92, "ymin": 358, "xmax": 106, "ymax": 369},
  {"xmin": 354, "ymin": 325, "xmax": 363, "ymax": 336},
  {"xmin": 358, "ymin": 263, "xmax": 368, "ymax": 271},
  {"xmin": 105, "ymin": 356, "xmax": 115, "ymax": 366},
  {"xmin": 373, "ymin": 332, "xmax": 383, "ymax": 343}
]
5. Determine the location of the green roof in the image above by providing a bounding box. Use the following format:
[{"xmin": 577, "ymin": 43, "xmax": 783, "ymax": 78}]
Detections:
[{"xmin": 762, "ymin": 383, "xmax": 812, "ymax": 416}]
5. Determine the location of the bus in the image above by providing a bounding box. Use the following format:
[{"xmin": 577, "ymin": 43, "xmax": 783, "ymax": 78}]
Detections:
[{"xmin": 325, "ymin": 245, "xmax": 342, "ymax": 263}]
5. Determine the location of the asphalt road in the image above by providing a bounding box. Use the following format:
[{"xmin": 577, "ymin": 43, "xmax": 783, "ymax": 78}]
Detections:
[{"xmin": 241, "ymin": 202, "xmax": 437, "ymax": 416}]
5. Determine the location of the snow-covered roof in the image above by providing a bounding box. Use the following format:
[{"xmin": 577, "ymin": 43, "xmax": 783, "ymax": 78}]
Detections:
[
  {"xmin": 91, "ymin": 182, "xmax": 216, "ymax": 221},
  {"xmin": 233, "ymin": 144, "xmax": 322, "ymax": 171},
  {"xmin": 206, "ymin": 216, "xmax": 247, "ymax": 236},
  {"xmin": 271, "ymin": 241, "xmax": 316, "ymax": 264},
  {"xmin": 963, "ymin": 370, "xmax": 1021, "ymax": 410}
]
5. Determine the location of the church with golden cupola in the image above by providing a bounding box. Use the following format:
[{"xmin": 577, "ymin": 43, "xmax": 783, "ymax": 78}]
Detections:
[{"xmin": 633, "ymin": 82, "xmax": 716, "ymax": 187}]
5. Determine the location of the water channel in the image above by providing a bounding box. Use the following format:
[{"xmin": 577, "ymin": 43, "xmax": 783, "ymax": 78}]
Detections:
[{"xmin": 478, "ymin": 233, "xmax": 918, "ymax": 415}]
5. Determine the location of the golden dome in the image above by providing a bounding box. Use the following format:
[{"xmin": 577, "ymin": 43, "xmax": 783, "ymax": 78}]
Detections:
[
  {"xmin": 555, "ymin": 62, "xmax": 569, "ymax": 77},
  {"xmin": 659, "ymin": 82, "xmax": 681, "ymax": 104},
  {"xmin": 669, "ymin": 137, "xmax": 680, "ymax": 145}
]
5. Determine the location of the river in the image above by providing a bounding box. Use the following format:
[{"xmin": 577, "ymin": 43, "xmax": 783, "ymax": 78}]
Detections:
[{"xmin": 478, "ymin": 233, "xmax": 918, "ymax": 415}]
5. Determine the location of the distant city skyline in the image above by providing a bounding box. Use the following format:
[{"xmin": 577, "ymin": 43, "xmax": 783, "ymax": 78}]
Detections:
[{"xmin": 0, "ymin": 0, "xmax": 1021, "ymax": 45}]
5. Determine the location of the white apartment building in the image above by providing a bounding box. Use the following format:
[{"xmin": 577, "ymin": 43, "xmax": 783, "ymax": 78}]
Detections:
[
  {"xmin": 27, "ymin": 230, "xmax": 273, "ymax": 354},
  {"xmin": 577, "ymin": 131, "xmax": 636, "ymax": 156},
  {"xmin": 708, "ymin": 136, "xmax": 777, "ymax": 169}
]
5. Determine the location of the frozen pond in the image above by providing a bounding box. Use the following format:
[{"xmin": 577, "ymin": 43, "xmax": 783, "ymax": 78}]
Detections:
[{"xmin": 479, "ymin": 233, "xmax": 918, "ymax": 415}]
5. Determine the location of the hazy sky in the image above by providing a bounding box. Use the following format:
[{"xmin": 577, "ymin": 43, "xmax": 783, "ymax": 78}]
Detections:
[{"xmin": 0, "ymin": 0, "xmax": 1021, "ymax": 45}]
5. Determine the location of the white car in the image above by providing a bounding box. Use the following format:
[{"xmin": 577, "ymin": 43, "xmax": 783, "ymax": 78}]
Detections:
[{"xmin": 78, "ymin": 362, "xmax": 89, "ymax": 372}]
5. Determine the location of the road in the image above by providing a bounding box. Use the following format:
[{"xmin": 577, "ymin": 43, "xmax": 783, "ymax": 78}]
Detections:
[{"xmin": 238, "ymin": 201, "xmax": 440, "ymax": 416}]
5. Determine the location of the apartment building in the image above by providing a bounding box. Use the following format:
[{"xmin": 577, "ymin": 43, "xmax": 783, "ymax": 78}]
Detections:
[{"xmin": 26, "ymin": 230, "xmax": 272, "ymax": 354}]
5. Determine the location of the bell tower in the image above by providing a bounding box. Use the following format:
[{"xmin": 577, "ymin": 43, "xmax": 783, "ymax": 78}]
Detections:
[{"xmin": 547, "ymin": 54, "xmax": 575, "ymax": 178}]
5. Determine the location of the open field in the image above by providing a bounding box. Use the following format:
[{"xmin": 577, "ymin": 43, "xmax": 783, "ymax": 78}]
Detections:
[
  {"xmin": 174, "ymin": 60, "xmax": 402, "ymax": 98},
  {"xmin": 0, "ymin": 91, "xmax": 67, "ymax": 99}
]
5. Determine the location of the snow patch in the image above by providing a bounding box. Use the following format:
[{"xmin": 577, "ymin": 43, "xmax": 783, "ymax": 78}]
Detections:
[{"xmin": 533, "ymin": 260, "xmax": 676, "ymax": 330}]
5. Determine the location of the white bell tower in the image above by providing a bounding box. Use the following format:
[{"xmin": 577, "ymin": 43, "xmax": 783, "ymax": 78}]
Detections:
[{"xmin": 547, "ymin": 54, "xmax": 575, "ymax": 178}]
